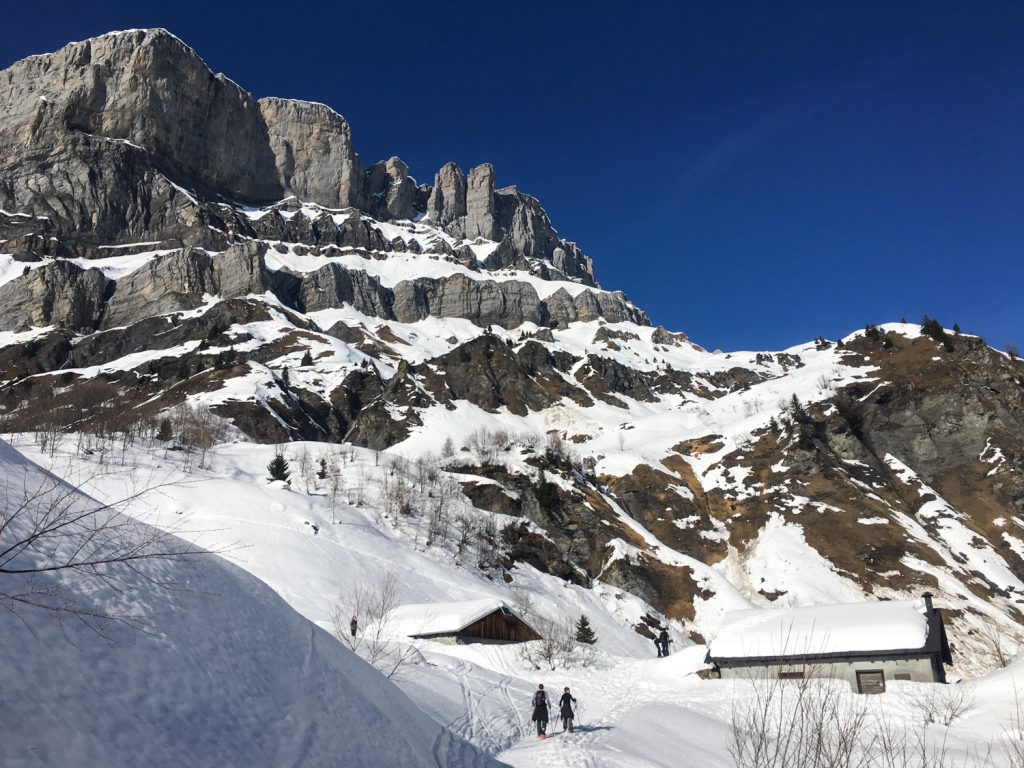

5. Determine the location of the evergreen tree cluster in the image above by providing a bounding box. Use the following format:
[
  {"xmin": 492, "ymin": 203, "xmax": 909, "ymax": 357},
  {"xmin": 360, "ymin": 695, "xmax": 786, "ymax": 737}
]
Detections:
[{"xmin": 921, "ymin": 315, "xmax": 955, "ymax": 352}]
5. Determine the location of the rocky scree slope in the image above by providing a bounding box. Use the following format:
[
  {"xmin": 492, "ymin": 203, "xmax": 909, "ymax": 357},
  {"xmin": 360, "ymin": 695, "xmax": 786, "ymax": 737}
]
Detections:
[{"xmin": 1, "ymin": 30, "xmax": 1022, "ymax": 673}]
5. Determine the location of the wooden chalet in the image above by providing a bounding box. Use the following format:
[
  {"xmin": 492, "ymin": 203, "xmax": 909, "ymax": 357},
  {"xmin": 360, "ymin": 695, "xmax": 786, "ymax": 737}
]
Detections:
[{"xmin": 388, "ymin": 598, "xmax": 541, "ymax": 644}]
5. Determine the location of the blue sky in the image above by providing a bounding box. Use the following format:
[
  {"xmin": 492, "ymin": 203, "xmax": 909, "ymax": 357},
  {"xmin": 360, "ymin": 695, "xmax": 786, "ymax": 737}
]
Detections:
[{"xmin": 4, "ymin": 1, "xmax": 1022, "ymax": 351}]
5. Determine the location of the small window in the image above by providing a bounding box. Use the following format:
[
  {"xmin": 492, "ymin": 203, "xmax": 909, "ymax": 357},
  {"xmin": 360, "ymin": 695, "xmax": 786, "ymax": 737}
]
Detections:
[
  {"xmin": 778, "ymin": 671, "xmax": 805, "ymax": 680},
  {"xmin": 893, "ymin": 673, "xmax": 912, "ymax": 682},
  {"xmin": 856, "ymin": 670, "xmax": 886, "ymax": 694}
]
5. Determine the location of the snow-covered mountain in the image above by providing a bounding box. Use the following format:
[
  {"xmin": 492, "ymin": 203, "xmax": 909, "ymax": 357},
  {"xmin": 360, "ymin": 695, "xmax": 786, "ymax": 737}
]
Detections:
[{"xmin": 1, "ymin": 30, "xmax": 1023, "ymax": 766}]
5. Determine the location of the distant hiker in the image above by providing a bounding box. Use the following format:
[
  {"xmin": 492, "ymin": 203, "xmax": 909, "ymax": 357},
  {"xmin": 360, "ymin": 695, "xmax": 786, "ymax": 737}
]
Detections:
[
  {"xmin": 350, "ymin": 616, "xmax": 358, "ymax": 638},
  {"xmin": 311, "ymin": 524, "xmax": 319, "ymax": 535},
  {"xmin": 559, "ymin": 687, "xmax": 577, "ymax": 733},
  {"xmin": 658, "ymin": 628, "xmax": 672, "ymax": 657},
  {"xmin": 654, "ymin": 634, "xmax": 664, "ymax": 657},
  {"xmin": 531, "ymin": 684, "xmax": 550, "ymax": 738}
]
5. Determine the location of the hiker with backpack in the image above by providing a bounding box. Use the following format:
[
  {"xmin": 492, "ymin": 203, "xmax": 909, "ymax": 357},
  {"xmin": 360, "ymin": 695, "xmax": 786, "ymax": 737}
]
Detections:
[
  {"xmin": 559, "ymin": 687, "xmax": 577, "ymax": 733},
  {"xmin": 658, "ymin": 627, "xmax": 672, "ymax": 657},
  {"xmin": 531, "ymin": 684, "xmax": 550, "ymax": 738}
]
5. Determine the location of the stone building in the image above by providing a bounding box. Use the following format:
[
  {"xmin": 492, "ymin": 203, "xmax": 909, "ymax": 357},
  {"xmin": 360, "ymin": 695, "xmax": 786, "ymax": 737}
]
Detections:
[{"xmin": 706, "ymin": 594, "xmax": 952, "ymax": 693}]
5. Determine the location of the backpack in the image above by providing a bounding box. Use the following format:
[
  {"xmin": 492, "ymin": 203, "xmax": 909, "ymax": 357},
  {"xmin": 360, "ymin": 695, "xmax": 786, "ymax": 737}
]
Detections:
[{"xmin": 533, "ymin": 691, "xmax": 546, "ymax": 707}]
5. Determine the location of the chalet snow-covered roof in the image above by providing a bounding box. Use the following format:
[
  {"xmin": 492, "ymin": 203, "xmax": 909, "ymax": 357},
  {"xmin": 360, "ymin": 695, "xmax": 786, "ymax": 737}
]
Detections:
[
  {"xmin": 387, "ymin": 598, "xmax": 526, "ymax": 638},
  {"xmin": 708, "ymin": 599, "xmax": 931, "ymax": 661}
]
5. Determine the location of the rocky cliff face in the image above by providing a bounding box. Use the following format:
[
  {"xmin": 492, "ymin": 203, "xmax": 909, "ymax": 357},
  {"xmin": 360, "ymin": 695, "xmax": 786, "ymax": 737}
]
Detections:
[
  {"xmin": 0, "ymin": 28, "xmax": 595, "ymax": 285},
  {"xmin": 0, "ymin": 30, "xmax": 1021, "ymax": 674}
]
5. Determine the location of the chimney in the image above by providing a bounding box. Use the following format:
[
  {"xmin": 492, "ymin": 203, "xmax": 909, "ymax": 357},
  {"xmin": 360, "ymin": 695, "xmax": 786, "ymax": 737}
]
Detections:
[{"xmin": 922, "ymin": 592, "xmax": 934, "ymax": 614}]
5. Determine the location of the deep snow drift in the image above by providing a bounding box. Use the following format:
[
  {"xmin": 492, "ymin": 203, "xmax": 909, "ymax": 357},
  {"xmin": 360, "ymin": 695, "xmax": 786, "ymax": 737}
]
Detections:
[{"xmin": 0, "ymin": 438, "xmax": 502, "ymax": 768}]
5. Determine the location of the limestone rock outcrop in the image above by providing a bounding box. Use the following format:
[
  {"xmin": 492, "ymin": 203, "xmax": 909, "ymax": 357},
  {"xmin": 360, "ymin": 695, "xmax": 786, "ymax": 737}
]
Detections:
[
  {"xmin": 259, "ymin": 97, "xmax": 363, "ymax": 209},
  {"xmin": 0, "ymin": 261, "xmax": 106, "ymax": 332}
]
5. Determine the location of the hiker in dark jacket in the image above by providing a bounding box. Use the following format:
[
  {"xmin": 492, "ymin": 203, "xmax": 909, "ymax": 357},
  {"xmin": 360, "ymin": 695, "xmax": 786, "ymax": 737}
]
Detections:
[
  {"xmin": 658, "ymin": 628, "xmax": 672, "ymax": 657},
  {"xmin": 654, "ymin": 634, "xmax": 663, "ymax": 657},
  {"xmin": 531, "ymin": 684, "xmax": 550, "ymax": 738},
  {"xmin": 559, "ymin": 687, "xmax": 577, "ymax": 732}
]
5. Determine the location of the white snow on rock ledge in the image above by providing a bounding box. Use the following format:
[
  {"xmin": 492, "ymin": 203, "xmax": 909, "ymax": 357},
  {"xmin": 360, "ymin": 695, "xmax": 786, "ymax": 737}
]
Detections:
[
  {"xmin": 708, "ymin": 599, "xmax": 929, "ymax": 659},
  {"xmin": 0, "ymin": 439, "xmax": 504, "ymax": 768}
]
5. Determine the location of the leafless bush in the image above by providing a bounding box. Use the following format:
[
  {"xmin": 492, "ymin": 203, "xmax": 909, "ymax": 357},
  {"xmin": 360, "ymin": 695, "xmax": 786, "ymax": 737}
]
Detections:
[
  {"xmin": 546, "ymin": 431, "xmax": 569, "ymax": 463},
  {"xmin": 326, "ymin": 458, "xmax": 346, "ymax": 525},
  {"xmin": 295, "ymin": 446, "xmax": 315, "ymax": 493},
  {"xmin": 908, "ymin": 684, "xmax": 977, "ymax": 728},
  {"xmin": 330, "ymin": 573, "xmax": 418, "ymax": 679},
  {"xmin": 350, "ymin": 466, "xmax": 366, "ymax": 507},
  {"xmin": 517, "ymin": 616, "xmax": 594, "ymax": 671},
  {"xmin": 518, "ymin": 617, "xmax": 574, "ymax": 671},
  {"xmin": 729, "ymin": 669, "xmax": 871, "ymax": 768},
  {"xmin": 978, "ymin": 615, "xmax": 1024, "ymax": 669},
  {"xmin": 468, "ymin": 428, "xmax": 501, "ymax": 465},
  {"xmin": 382, "ymin": 472, "xmax": 413, "ymax": 524},
  {"xmin": 730, "ymin": 671, "xmax": 1009, "ymax": 768},
  {"xmin": 169, "ymin": 402, "xmax": 227, "ymax": 469},
  {"xmin": 475, "ymin": 512, "xmax": 501, "ymax": 570}
]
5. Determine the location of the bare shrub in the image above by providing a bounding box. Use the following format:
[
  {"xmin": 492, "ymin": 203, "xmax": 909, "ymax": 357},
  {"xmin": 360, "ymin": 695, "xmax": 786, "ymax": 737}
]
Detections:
[
  {"xmin": 546, "ymin": 431, "xmax": 569, "ymax": 464},
  {"xmin": 729, "ymin": 669, "xmax": 872, "ymax": 768},
  {"xmin": 330, "ymin": 573, "xmax": 417, "ymax": 679},
  {"xmin": 326, "ymin": 457, "xmax": 346, "ymax": 525},
  {"xmin": 169, "ymin": 402, "xmax": 227, "ymax": 469},
  {"xmin": 516, "ymin": 617, "xmax": 596, "ymax": 671},
  {"xmin": 729, "ymin": 671, "xmax": 1008, "ymax": 768},
  {"xmin": 908, "ymin": 684, "xmax": 976, "ymax": 728},
  {"xmin": 978, "ymin": 615, "xmax": 1024, "ymax": 669},
  {"xmin": 467, "ymin": 428, "xmax": 501, "ymax": 465},
  {"xmin": 518, "ymin": 617, "xmax": 573, "ymax": 671},
  {"xmin": 295, "ymin": 446, "xmax": 315, "ymax": 493}
]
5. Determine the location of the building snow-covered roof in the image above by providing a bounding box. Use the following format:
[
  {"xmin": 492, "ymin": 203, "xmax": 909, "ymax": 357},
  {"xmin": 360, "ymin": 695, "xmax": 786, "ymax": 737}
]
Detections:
[
  {"xmin": 708, "ymin": 599, "xmax": 930, "ymax": 660},
  {"xmin": 387, "ymin": 598, "xmax": 526, "ymax": 638}
]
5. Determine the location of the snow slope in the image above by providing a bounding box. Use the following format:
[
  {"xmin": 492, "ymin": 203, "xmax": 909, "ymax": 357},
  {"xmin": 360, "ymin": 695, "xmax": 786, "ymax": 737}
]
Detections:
[
  {"xmin": 0, "ymin": 438, "xmax": 504, "ymax": 768},
  {"xmin": 5, "ymin": 437, "xmax": 1024, "ymax": 768}
]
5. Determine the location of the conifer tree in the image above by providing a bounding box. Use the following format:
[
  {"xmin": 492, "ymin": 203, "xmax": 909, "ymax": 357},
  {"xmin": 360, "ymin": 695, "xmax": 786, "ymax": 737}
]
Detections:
[
  {"xmin": 575, "ymin": 614, "xmax": 597, "ymax": 644},
  {"xmin": 268, "ymin": 453, "xmax": 291, "ymax": 483},
  {"xmin": 789, "ymin": 394, "xmax": 808, "ymax": 423},
  {"xmin": 301, "ymin": 350, "xmax": 314, "ymax": 367},
  {"xmin": 156, "ymin": 418, "xmax": 173, "ymax": 442}
]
